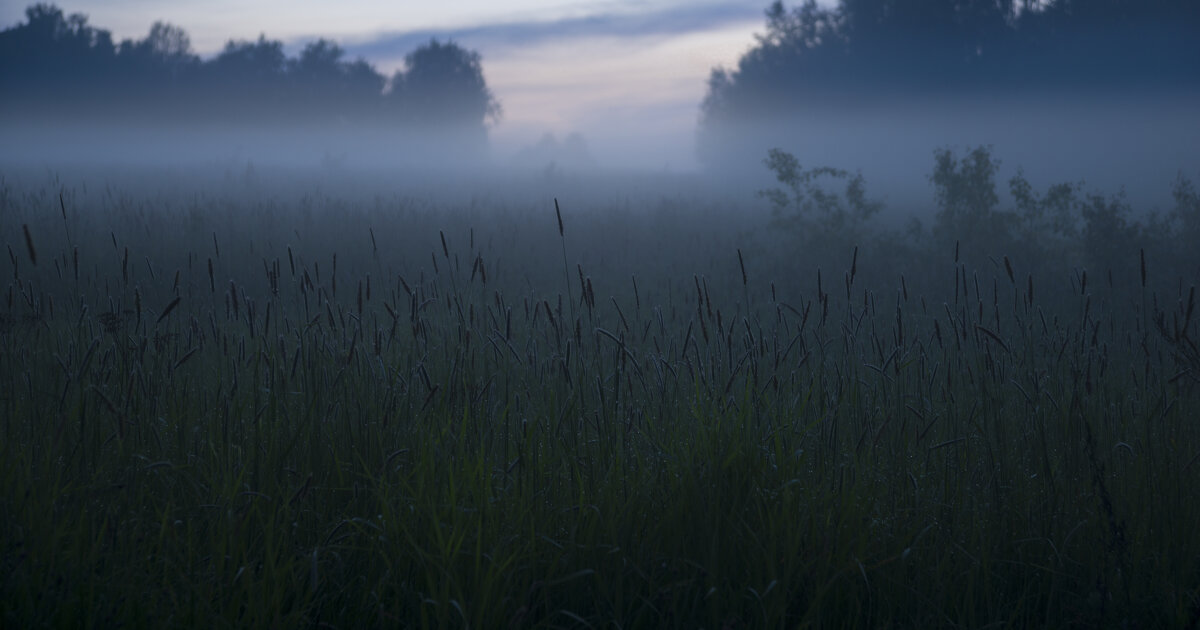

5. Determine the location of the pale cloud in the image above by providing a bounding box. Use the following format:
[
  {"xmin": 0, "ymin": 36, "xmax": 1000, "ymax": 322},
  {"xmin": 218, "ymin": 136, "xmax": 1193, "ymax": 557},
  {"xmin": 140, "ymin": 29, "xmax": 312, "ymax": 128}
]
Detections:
[
  {"xmin": 2, "ymin": 1, "xmax": 761, "ymax": 54},
  {"xmin": 3, "ymin": 1, "xmax": 594, "ymax": 53},
  {"xmin": 344, "ymin": 2, "xmax": 761, "ymax": 63}
]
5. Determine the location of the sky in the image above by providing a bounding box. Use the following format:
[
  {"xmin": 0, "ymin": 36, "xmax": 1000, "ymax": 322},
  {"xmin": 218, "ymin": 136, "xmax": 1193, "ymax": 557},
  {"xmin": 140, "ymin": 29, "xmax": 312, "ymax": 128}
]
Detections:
[{"xmin": 1, "ymin": 1, "xmax": 796, "ymax": 169}]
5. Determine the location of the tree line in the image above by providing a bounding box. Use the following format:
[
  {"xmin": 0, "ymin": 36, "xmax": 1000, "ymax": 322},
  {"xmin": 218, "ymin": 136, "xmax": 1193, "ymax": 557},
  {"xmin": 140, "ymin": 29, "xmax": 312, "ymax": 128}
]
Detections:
[
  {"xmin": 0, "ymin": 4, "xmax": 500, "ymax": 132},
  {"xmin": 700, "ymin": 0, "xmax": 1199, "ymax": 144}
]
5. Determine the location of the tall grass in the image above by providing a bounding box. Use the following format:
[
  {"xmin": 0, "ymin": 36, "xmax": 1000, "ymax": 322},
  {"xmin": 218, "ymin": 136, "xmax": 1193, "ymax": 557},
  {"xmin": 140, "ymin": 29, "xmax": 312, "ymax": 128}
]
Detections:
[{"xmin": 1, "ymin": 173, "xmax": 1198, "ymax": 628}]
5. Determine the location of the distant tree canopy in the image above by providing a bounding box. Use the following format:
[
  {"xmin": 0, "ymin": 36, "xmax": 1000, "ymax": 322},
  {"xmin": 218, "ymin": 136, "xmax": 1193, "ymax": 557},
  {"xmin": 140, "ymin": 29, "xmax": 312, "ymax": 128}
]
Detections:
[
  {"xmin": 0, "ymin": 4, "xmax": 500, "ymax": 133},
  {"xmin": 699, "ymin": 0, "xmax": 1200, "ymax": 160}
]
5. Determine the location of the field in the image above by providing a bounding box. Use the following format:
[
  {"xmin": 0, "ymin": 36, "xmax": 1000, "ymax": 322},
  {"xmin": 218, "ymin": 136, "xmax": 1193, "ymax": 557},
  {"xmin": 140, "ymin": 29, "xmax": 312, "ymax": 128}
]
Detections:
[{"xmin": 2, "ymin": 165, "xmax": 1199, "ymax": 628}]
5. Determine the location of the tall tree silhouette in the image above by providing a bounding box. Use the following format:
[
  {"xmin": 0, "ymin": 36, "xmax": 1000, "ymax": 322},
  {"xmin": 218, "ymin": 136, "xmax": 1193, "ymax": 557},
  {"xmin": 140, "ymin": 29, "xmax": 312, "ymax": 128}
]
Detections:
[
  {"xmin": 109, "ymin": 21, "xmax": 197, "ymax": 116},
  {"xmin": 389, "ymin": 40, "xmax": 500, "ymax": 126},
  {"xmin": 0, "ymin": 5, "xmax": 116, "ymax": 113}
]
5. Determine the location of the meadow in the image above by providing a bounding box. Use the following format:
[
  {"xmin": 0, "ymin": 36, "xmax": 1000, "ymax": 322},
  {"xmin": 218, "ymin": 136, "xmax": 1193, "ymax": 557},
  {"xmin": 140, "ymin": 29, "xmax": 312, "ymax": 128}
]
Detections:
[{"xmin": 2, "ymin": 159, "xmax": 1199, "ymax": 628}]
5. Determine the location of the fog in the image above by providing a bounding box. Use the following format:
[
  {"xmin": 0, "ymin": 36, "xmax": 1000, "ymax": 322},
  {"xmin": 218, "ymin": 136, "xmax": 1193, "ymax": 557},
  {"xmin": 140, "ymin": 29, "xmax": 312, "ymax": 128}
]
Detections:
[
  {"xmin": 694, "ymin": 89, "xmax": 1200, "ymax": 216},
  {"xmin": 4, "ymin": 94, "xmax": 1197, "ymax": 223}
]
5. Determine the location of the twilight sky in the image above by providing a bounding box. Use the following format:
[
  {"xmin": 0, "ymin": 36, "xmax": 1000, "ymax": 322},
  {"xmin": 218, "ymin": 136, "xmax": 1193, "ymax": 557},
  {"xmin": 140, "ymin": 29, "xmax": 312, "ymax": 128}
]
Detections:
[{"xmin": 1, "ymin": 1, "xmax": 814, "ymax": 169}]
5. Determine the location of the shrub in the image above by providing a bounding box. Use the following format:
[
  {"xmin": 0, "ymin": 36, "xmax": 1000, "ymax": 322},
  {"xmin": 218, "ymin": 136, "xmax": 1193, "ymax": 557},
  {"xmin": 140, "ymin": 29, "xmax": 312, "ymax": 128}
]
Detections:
[
  {"xmin": 928, "ymin": 146, "xmax": 1018, "ymax": 257},
  {"xmin": 760, "ymin": 147, "xmax": 882, "ymax": 245}
]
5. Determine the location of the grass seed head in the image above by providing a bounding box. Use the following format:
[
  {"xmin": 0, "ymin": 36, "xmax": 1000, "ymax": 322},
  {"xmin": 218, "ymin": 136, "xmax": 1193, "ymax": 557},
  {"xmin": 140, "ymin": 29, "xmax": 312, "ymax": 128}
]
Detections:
[{"xmin": 21, "ymin": 224, "xmax": 36, "ymax": 266}]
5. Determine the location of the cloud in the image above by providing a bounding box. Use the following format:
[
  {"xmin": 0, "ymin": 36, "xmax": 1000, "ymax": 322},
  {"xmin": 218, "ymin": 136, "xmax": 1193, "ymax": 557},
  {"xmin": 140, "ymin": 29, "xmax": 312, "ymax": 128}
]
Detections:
[{"xmin": 338, "ymin": 2, "xmax": 763, "ymax": 65}]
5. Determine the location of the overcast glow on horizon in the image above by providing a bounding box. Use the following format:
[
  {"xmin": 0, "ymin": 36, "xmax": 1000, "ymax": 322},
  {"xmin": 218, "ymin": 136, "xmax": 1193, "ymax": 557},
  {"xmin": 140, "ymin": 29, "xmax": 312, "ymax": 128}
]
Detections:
[{"xmin": 1, "ymin": 1, "xmax": 784, "ymax": 168}]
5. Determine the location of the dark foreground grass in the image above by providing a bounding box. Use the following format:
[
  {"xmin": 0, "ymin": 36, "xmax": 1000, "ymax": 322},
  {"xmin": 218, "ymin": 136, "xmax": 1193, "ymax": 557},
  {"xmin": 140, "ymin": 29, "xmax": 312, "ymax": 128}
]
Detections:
[{"xmin": 2, "ymin": 180, "xmax": 1199, "ymax": 628}]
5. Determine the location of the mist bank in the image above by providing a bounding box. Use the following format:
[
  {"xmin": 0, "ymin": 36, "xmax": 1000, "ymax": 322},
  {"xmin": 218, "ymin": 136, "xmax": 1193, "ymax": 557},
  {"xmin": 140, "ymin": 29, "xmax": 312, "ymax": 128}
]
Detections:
[
  {"xmin": 0, "ymin": 149, "xmax": 752, "ymax": 221},
  {"xmin": 0, "ymin": 120, "xmax": 495, "ymax": 171},
  {"xmin": 4, "ymin": 144, "xmax": 1199, "ymax": 328},
  {"xmin": 697, "ymin": 90, "xmax": 1200, "ymax": 215},
  {"xmin": 6, "ymin": 90, "xmax": 1196, "ymax": 217},
  {"xmin": 4, "ymin": 114, "xmax": 1197, "ymax": 232}
]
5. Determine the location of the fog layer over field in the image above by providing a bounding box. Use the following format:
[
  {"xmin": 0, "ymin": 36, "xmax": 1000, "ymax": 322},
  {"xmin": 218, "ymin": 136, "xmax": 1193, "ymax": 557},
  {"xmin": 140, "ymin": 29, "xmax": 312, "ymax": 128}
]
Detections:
[
  {"xmin": 4, "ymin": 83, "xmax": 1199, "ymax": 218},
  {"xmin": 4, "ymin": 99, "xmax": 1197, "ymax": 222}
]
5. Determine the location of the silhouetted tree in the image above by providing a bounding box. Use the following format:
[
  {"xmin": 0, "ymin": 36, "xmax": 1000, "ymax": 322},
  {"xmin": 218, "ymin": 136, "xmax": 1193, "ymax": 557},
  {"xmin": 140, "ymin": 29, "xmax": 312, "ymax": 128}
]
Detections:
[
  {"xmin": 0, "ymin": 4, "xmax": 117, "ymax": 113},
  {"xmin": 1, "ymin": 4, "xmax": 499, "ymax": 138},
  {"xmin": 287, "ymin": 39, "xmax": 385, "ymax": 120},
  {"xmin": 212, "ymin": 36, "xmax": 286, "ymax": 81},
  {"xmin": 699, "ymin": 0, "xmax": 1200, "ymax": 163},
  {"xmin": 389, "ymin": 39, "xmax": 500, "ymax": 126},
  {"xmin": 203, "ymin": 35, "xmax": 289, "ymax": 119},
  {"xmin": 107, "ymin": 21, "xmax": 198, "ymax": 115}
]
